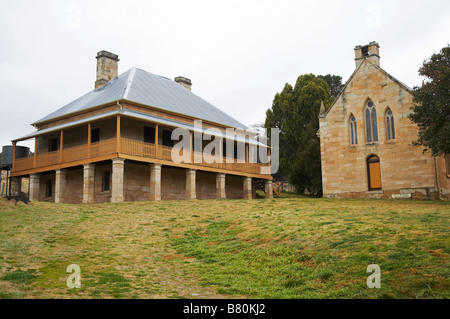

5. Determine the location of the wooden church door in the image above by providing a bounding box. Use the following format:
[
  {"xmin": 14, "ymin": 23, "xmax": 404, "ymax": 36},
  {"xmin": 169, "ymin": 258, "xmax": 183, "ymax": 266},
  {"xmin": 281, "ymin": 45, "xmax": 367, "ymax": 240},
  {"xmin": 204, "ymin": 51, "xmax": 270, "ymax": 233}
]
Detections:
[{"xmin": 367, "ymin": 155, "xmax": 382, "ymax": 191}]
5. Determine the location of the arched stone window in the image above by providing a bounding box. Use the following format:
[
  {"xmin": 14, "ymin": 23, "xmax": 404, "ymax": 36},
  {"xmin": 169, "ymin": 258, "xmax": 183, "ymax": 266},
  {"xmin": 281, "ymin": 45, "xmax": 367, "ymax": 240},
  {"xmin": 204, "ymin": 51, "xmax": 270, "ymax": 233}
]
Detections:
[
  {"xmin": 349, "ymin": 115, "xmax": 358, "ymax": 145},
  {"xmin": 385, "ymin": 108, "xmax": 395, "ymax": 140},
  {"xmin": 365, "ymin": 100, "xmax": 378, "ymax": 142}
]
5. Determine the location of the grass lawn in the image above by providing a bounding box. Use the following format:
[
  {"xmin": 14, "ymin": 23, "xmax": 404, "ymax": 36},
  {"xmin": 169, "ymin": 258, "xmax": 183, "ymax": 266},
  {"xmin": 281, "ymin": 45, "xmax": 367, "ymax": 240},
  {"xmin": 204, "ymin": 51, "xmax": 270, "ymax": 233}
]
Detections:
[{"xmin": 0, "ymin": 196, "xmax": 448, "ymax": 299}]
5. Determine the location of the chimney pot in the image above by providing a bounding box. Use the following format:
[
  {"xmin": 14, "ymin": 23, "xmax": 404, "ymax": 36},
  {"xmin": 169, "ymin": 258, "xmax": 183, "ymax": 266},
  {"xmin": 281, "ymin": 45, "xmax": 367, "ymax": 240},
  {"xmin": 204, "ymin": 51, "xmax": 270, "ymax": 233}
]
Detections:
[
  {"xmin": 175, "ymin": 76, "xmax": 192, "ymax": 91},
  {"xmin": 95, "ymin": 50, "xmax": 119, "ymax": 89}
]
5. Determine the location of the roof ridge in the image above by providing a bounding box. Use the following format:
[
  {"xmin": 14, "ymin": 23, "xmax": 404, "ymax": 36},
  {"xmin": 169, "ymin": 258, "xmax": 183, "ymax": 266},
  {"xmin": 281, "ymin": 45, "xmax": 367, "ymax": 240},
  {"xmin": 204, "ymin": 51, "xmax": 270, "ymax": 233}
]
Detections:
[
  {"xmin": 30, "ymin": 66, "xmax": 247, "ymax": 129},
  {"xmin": 122, "ymin": 67, "xmax": 137, "ymax": 100}
]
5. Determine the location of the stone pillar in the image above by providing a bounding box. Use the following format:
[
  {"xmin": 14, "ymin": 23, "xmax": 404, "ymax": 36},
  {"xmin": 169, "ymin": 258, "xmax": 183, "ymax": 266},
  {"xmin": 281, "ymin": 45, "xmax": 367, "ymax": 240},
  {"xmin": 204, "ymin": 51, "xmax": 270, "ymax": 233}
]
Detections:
[
  {"xmin": 29, "ymin": 174, "xmax": 40, "ymax": 202},
  {"xmin": 186, "ymin": 169, "xmax": 196, "ymax": 200},
  {"xmin": 111, "ymin": 158, "xmax": 125, "ymax": 203},
  {"xmin": 10, "ymin": 177, "xmax": 21, "ymax": 195},
  {"xmin": 243, "ymin": 176, "xmax": 252, "ymax": 199},
  {"xmin": 216, "ymin": 173, "xmax": 226, "ymax": 199},
  {"xmin": 150, "ymin": 163, "xmax": 162, "ymax": 201},
  {"xmin": 55, "ymin": 169, "xmax": 67, "ymax": 203},
  {"xmin": 83, "ymin": 163, "xmax": 95, "ymax": 204},
  {"xmin": 265, "ymin": 179, "xmax": 273, "ymax": 199}
]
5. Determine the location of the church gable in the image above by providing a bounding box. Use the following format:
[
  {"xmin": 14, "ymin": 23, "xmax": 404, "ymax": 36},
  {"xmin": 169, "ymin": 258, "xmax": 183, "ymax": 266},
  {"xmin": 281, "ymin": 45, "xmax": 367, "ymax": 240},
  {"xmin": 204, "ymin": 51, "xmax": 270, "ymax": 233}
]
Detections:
[
  {"xmin": 320, "ymin": 56, "xmax": 414, "ymax": 148},
  {"xmin": 323, "ymin": 58, "xmax": 413, "ymax": 123}
]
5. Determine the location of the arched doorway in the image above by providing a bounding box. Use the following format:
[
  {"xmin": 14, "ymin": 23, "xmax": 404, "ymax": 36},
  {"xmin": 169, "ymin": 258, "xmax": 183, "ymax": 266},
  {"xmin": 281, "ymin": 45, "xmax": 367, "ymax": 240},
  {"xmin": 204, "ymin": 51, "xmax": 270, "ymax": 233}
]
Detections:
[{"xmin": 367, "ymin": 155, "xmax": 382, "ymax": 191}]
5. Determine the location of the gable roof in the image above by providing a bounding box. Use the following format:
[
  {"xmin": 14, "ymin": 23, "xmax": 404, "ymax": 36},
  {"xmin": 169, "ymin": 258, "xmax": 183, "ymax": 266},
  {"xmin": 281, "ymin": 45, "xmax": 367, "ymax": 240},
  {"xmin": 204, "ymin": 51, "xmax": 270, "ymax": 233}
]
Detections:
[
  {"xmin": 33, "ymin": 67, "xmax": 247, "ymax": 129},
  {"xmin": 321, "ymin": 59, "xmax": 413, "ymax": 118}
]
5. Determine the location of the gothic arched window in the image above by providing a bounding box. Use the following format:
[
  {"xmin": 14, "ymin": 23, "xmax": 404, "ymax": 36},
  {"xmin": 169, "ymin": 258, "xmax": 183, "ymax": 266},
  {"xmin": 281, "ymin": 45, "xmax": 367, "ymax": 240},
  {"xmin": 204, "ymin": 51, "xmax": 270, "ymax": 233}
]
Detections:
[
  {"xmin": 349, "ymin": 115, "xmax": 358, "ymax": 145},
  {"xmin": 385, "ymin": 108, "xmax": 395, "ymax": 140},
  {"xmin": 365, "ymin": 100, "xmax": 378, "ymax": 142}
]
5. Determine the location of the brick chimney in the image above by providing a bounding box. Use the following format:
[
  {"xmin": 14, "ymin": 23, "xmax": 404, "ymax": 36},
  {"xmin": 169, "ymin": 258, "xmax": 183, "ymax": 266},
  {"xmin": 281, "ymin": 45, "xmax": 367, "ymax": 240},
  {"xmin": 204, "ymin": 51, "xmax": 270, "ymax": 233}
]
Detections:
[
  {"xmin": 95, "ymin": 50, "xmax": 119, "ymax": 89},
  {"xmin": 354, "ymin": 41, "xmax": 380, "ymax": 69},
  {"xmin": 175, "ymin": 76, "xmax": 192, "ymax": 91}
]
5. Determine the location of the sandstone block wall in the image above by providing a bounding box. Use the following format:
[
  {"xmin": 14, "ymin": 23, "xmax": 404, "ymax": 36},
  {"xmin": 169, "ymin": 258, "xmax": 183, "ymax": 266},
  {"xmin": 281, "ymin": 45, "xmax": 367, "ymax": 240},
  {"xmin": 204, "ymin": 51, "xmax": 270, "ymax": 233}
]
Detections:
[
  {"xmin": 226, "ymin": 174, "xmax": 244, "ymax": 199},
  {"xmin": 161, "ymin": 166, "xmax": 186, "ymax": 200},
  {"xmin": 125, "ymin": 161, "xmax": 151, "ymax": 201},
  {"xmin": 196, "ymin": 171, "xmax": 216, "ymax": 199},
  {"xmin": 65, "ymin": 167, "xmax": 83, "ymax": 203}
]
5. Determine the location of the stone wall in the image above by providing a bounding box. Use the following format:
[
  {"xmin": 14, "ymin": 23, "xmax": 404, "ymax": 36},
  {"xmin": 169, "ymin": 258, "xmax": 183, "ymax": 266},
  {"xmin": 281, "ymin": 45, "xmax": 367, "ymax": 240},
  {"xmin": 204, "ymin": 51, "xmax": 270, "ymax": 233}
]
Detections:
[
  {"xmin": 196, "ymin": 171, "xmax": 216, "ymax": 199},
  {"xmin": 226, "ymin": 174, "xmax": 245, "ymax": 199},
  {"xmin": 65, "ymin": 167, "xmax": 83, "ymax": 203},
  {"xmin": 161, "ymin": 166, "xmax": 186, "ymax": 200},
  {"xmin": 124, "ymin": 161, "xmax": 150, "ymax": 202}
]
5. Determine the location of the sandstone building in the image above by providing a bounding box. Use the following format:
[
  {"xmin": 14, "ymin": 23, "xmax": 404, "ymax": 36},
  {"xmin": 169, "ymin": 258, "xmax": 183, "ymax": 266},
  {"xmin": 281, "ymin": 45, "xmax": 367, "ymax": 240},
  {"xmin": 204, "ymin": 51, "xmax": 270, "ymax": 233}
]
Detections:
[
  {"xmin": 319, "ymin": 42, "xmax": 449, "ymax": 200},
  {"xmin": 9, "ymin": 51, "xmax": 277, "ymax": 203}
]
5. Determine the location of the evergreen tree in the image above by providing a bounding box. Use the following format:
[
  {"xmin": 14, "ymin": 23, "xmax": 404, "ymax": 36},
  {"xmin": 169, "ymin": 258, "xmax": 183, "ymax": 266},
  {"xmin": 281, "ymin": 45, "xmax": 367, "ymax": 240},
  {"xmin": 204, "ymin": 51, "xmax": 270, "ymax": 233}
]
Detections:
[
  {"xmin": 265, "ymin": 74, "xmax": 332, "ymax": 196},
  {"xmin": 409, "ymin": 45, "xmax": 450, "ymax": 156},
  {"xmin": 318, "ymin": 74, "xmax": 344, "ymax": 98}
]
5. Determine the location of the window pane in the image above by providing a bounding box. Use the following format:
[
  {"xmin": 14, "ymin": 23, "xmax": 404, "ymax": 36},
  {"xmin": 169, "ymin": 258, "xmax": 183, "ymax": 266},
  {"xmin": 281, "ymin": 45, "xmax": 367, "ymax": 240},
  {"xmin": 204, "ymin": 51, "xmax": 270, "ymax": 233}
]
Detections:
[
  {"xmin": 144, "ymin": 126, "xmax": 155, "ymax": 144},
  {"xmin": 386, "ymin": 117, "xmax": 391, "ymax": 140},
  {"xmin": 372, "ymin": 108, "xmax": 378, "ymax": 141},
  {"xmin": 162, "ymin": 130, "xmax": 173, "ymax": 147},
  {"xmin": 46, "ymin": 180, "xmax": 53, "ymax": 198},
  {"xmin": 391, "ymin": 116, "xmax": 395, "ymax": 139},
  {"xmin": 354, "ymin": 122, "xmax": 358, "ymax": 144},
  {"xmin": 350, "ymin": 122, "xmax": 354, "ymax": 145},
  {"xmin": 91, "ymin": 128, "xmax": 100, "ymax": 143},
  {"xmin": 366, "ymin": 109, "xmax": 372, "ymax": 142}
]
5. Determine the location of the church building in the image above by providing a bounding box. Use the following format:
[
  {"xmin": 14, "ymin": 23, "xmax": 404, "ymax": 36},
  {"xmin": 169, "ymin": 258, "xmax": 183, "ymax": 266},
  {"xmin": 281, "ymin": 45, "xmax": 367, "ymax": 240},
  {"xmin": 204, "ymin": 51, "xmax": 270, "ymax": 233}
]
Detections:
[{"xmin": 319, "ymin": 42, "xmax": 449, "ymax": 200}]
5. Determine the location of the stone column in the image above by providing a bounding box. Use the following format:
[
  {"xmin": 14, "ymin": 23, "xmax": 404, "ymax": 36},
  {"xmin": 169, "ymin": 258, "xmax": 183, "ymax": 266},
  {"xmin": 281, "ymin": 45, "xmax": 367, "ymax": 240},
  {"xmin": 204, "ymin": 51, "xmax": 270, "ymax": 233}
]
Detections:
[
  {"xmin": 83, "ymin": 163, "xmax": 95, "ymax": 204},
  {"xmin": 29, "ymin": 174, "xmax": 40, "ymax": 202},
  {"xmin": 216, "ymin": 173, "xmax": 226, "ymax": 199},
  {"xmin": 186, "ymin": 169, "xmax": 196, "ymax": 200},
  {"xmin": 243, "ymin": 176, "xmax": 252, "ymax": 199},
  {"xmin": 265, "ymin": 179, "xmax": 273, "ymax": 199},
  {"xmin": 150, "ymin": 163, "xmax": 162, "ymax": 201},
  {"xmin": 10, "ymin": 177, "xmax": 21, "ymax": 195},
  {"xmin": 111, "ymin": 158, "xmax": 125, "ymax": 203},
  {"xmin": 55, "ymin": 169, "xmax": 67, "ymax": 203}
]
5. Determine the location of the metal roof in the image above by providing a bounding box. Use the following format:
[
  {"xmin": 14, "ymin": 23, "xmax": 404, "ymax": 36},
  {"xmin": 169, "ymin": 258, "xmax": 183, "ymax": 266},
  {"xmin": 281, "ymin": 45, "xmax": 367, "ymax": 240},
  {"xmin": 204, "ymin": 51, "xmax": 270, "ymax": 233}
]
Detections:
[{"xmin": 33, "ymin": 67, "xmax": 247, "ymax": 130}]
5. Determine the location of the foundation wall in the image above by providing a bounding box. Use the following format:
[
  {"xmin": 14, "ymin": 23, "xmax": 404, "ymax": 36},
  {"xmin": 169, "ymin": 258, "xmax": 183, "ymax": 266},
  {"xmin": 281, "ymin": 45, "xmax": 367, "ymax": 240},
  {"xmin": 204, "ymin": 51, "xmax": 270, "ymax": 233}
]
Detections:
[
  {"xmin": 196, "ymin": 171, "xmax": 216, "ymax": 199},
  {"xmin": 161, "ymin": 166, "xmax": 186, "ymax": 200}
]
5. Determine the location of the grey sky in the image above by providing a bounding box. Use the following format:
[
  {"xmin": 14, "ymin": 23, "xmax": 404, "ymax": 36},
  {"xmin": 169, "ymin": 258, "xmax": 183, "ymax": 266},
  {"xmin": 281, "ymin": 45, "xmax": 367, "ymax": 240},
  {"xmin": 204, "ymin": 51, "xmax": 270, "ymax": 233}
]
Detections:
[{"xmin": 0, "ymin": 0, "xmax": 449, "ymax": 151}]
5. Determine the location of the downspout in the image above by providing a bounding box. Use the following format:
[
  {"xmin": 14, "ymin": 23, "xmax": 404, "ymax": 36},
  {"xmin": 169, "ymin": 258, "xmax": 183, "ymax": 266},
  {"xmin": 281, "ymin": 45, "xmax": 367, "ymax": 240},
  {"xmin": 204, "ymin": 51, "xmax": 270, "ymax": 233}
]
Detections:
[{"xmin": 434, "ymin": 156, "xmax": 443, "ymax": 201}]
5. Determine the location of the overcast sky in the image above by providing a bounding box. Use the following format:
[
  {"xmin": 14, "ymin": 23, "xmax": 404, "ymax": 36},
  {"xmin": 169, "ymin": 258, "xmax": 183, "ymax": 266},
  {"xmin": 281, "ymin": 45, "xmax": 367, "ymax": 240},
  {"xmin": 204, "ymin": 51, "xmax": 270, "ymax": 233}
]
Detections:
[{"xmin": 0, "ymin": 0, "xmax": 449, "ymax": 150}]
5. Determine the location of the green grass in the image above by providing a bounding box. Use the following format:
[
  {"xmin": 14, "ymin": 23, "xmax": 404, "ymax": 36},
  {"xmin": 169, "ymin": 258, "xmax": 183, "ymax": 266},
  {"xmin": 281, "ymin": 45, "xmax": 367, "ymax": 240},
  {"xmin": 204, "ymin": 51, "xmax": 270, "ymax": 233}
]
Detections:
[
  {"xmin": 0, "ymin": 197, "xmax": 448, "ymax": 299},
  {"xmin": 1, "ymin": 270, "xmax": 38, "ymax": 284}
]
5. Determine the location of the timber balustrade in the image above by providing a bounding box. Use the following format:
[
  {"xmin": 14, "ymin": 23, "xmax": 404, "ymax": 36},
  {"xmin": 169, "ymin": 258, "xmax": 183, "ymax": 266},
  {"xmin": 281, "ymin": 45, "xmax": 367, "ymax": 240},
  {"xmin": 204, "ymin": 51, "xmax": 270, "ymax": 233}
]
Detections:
[{"xmin": 13, "ymin": 137, "xmax": 269, "ymax": 175}]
